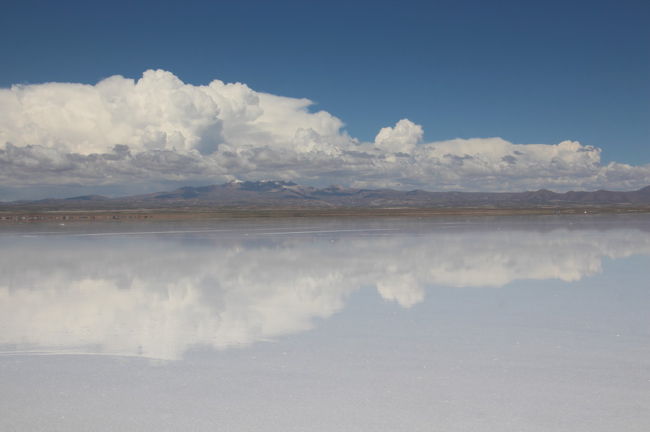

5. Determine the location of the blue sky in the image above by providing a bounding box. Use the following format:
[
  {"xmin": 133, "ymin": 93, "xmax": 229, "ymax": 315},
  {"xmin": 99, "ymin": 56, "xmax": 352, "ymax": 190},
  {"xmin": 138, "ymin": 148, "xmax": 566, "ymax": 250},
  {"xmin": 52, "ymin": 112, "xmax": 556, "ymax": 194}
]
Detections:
[{"xmin": 0, "ymin": 0, "xmax": 648, "ymax": 198}]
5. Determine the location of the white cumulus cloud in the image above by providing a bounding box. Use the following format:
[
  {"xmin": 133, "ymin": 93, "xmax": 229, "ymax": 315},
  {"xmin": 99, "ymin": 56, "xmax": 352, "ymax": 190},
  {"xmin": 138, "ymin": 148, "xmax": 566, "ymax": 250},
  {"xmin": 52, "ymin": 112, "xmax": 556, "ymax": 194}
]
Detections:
[
  {"xmin": 1, "ymin": 69, "xmax": 649, "ymax": 198},
  {"xmin": 374, "ymin": 118, "xmax": 423, "ymax": 154}
]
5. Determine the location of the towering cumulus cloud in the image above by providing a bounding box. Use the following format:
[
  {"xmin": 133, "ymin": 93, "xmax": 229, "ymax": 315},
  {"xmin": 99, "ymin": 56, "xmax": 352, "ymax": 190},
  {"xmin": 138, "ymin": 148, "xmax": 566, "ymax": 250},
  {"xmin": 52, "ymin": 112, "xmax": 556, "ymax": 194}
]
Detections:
[{"xmin": 1, "ymin": 69, "xmax": 649, "ymax": 196}]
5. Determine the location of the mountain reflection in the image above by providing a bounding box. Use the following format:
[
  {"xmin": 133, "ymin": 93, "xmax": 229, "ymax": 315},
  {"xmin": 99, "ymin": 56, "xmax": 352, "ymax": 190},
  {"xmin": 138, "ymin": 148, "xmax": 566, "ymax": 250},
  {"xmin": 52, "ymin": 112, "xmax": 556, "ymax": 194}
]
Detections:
[{"xmin": 1, "ymin": 220, "xmax": 649, "ymax": 360}]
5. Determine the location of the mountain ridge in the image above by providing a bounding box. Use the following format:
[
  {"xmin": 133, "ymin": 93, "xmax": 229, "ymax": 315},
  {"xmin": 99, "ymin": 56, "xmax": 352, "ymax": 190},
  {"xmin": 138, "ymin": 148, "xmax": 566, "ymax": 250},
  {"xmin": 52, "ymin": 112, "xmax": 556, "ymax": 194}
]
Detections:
[{"xmin": 3, "ymin": 181, "xmax": 650, "ymax": 211}]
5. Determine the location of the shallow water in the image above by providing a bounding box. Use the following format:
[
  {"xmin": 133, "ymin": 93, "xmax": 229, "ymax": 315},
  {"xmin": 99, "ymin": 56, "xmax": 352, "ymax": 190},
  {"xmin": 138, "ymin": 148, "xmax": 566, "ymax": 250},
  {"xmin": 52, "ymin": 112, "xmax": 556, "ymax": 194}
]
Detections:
[{"xmin": 1, "ymin": 215, "xmax": 649, "ymax": 431}]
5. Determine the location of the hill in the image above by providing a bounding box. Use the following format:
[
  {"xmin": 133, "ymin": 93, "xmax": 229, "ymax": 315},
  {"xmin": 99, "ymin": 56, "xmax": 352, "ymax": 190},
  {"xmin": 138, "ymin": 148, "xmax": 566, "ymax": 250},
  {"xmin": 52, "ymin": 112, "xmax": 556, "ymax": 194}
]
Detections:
[{"xmin": 2, "ymin": 181, "xmax": 650, "ymax": 211}]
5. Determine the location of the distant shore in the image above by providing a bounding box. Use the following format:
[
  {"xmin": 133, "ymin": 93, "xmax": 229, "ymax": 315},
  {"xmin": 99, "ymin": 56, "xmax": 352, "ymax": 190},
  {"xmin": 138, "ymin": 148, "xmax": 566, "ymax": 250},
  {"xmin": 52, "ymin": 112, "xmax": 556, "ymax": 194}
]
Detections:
[{"xmin": 2, "ymin": 206, "xmax": 650, "ymax": 223}]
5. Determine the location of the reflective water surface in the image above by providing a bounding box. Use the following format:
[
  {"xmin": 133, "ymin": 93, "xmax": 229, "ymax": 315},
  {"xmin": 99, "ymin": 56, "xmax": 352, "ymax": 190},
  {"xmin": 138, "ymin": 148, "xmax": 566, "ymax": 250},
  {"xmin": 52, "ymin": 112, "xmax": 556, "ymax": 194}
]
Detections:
[{"xmin": 1, "ymin": 215, "xmax": 649, "ymax": 431}]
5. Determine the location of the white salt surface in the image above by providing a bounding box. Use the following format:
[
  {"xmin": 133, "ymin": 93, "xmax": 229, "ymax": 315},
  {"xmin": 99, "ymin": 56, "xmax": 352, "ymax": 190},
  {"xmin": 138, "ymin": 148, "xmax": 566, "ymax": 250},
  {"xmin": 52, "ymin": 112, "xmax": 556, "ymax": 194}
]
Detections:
[{"xmin": 1, "ymin": 215, "xmax": 649, "ymax": 431}]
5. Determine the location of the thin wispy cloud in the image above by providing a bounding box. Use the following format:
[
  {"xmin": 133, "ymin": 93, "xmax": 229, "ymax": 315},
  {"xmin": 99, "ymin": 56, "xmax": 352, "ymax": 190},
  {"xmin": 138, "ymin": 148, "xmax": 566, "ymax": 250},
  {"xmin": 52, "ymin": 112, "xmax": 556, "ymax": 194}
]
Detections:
[{"xmin": 1, "ymin": 69, "xmax": 649, "ymax": 198}]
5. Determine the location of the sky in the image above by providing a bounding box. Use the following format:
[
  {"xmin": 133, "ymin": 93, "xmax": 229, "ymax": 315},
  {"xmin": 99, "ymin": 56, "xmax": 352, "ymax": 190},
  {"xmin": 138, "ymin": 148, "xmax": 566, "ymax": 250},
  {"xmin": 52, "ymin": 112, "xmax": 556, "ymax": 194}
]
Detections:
[{"xmin": 0, "ymin": 0, "xmax": 648, "ymax": 199}]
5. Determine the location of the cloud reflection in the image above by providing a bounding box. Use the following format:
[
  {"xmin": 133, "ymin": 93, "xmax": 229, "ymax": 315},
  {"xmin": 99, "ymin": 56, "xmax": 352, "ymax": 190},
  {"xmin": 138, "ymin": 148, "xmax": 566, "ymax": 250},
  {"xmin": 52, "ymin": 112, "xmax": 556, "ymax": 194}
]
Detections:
[{"xmin": 1, "ymin": 222, "xmax": 649, "ymax": 359}]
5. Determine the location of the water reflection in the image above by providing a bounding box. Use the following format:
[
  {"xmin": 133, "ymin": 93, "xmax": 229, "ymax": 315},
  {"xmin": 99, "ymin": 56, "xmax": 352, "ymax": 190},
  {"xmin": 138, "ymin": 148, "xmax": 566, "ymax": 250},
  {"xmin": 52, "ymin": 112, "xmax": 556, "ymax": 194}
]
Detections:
[{"xmin": 1, "ymin": 218, "xmax": 649, "ymax": 359}]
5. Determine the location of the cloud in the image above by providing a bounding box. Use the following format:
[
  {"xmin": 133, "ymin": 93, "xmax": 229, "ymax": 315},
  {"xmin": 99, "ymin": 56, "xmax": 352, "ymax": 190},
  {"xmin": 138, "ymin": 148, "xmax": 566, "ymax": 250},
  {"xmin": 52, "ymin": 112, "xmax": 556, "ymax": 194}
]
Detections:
[
  {"xmin": 1, "ymin": 222, "xmax": 649, "ymax": 359},
  {"xmin": 1, "ymin": 69, "xmax": 649, "ymax": 197},
  {"xmin": 374, "ymin": 118, "xmax": 423, "ymax": 154}
]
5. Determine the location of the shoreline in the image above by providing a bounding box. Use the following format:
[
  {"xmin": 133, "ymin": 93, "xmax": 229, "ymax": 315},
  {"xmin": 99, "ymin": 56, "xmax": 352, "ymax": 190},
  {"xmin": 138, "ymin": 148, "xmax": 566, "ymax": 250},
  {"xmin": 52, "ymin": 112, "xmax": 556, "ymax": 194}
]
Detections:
[{"xmin": 2, "ymin": 206, "xmax": 650, "ymax": 223}]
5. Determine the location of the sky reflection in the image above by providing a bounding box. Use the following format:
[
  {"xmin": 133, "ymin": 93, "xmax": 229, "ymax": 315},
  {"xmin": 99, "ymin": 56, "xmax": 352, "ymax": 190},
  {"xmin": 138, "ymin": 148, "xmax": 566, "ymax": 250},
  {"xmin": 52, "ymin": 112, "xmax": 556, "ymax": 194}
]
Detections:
[{"xmin": 1, "ymin": 217, "xmax": 649, "ymax": 360}]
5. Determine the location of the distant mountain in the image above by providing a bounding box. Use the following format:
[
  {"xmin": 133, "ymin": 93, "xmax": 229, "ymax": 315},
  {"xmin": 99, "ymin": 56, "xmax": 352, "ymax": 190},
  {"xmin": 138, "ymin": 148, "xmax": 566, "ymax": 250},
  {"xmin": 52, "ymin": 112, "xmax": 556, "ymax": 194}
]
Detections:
[
  {"xmin": 2, "ymin": 181, "xmax": 650, "ymax": 210},
  {"xmin": 64, "ymin": 195, "xmax": 111, "ymax": 201}
]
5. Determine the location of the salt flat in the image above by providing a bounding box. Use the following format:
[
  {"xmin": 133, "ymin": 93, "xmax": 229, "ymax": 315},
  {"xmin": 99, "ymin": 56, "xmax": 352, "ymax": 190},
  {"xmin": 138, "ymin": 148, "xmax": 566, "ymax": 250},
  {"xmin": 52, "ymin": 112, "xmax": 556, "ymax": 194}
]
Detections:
[{"xmin": 1, "ymin": 215, "xmax": 649, "ymax": 431}]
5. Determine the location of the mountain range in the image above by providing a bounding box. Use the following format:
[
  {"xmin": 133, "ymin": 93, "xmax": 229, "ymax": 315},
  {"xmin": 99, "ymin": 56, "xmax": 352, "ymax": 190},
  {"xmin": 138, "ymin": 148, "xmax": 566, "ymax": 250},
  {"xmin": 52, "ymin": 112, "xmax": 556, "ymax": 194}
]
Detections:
[{"xmin": 3, "ymin": 181, "xmax": 650, "ymax": 210}]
